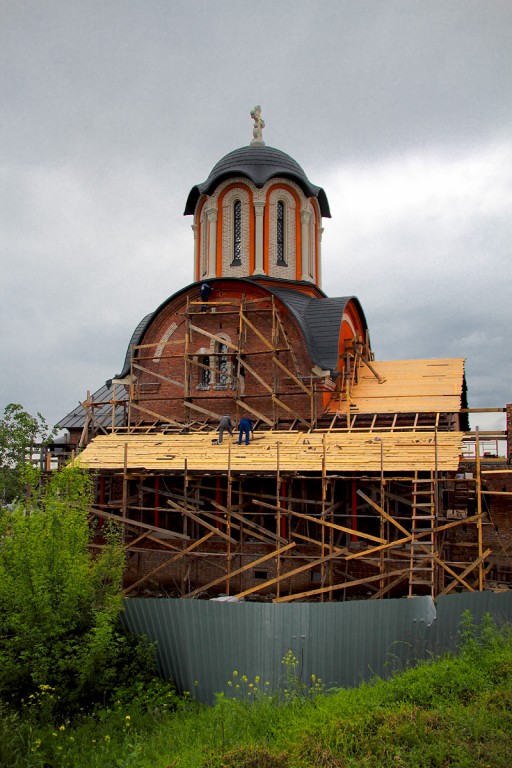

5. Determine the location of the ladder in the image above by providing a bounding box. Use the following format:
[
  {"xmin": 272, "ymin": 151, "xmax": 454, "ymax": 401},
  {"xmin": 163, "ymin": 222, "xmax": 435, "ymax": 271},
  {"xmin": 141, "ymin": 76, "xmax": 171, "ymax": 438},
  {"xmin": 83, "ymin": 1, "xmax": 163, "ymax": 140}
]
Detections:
[{"xmin": 408, "ymin": 472, "xmax": 436, "ymax": 597}]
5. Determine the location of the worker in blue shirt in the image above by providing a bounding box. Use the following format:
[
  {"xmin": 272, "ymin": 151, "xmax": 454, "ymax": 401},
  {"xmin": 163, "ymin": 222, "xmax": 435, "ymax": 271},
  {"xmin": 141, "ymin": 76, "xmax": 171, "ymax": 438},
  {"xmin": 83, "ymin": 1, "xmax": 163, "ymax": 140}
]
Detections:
[{"xmin": 238, "ymin": 418, "xmax": 254, "ymax": 445}]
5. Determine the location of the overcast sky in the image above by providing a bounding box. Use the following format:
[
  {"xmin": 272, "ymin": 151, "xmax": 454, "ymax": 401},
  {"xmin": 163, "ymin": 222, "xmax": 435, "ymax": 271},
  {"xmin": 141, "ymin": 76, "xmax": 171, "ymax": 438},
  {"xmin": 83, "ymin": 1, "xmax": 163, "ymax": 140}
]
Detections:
[{"xmin": 1, "ymin": 0, "xmax": 511, "ymax": 434}]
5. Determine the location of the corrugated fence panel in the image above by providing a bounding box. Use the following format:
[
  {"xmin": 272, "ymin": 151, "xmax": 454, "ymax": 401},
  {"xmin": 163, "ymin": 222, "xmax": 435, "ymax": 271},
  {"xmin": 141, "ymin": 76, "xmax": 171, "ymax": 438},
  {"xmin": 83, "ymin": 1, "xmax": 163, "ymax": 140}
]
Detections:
[{"xmin": 121, "ymin": 593, "xmax": 512, "ymax": 704}]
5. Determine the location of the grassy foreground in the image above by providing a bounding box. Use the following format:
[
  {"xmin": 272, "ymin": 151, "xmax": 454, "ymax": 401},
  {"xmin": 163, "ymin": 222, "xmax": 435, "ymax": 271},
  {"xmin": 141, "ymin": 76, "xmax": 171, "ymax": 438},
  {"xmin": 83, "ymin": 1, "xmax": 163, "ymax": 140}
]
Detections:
[{"xmin": 1, "ymin": 616, "xmax": 511, "ymax": 768}]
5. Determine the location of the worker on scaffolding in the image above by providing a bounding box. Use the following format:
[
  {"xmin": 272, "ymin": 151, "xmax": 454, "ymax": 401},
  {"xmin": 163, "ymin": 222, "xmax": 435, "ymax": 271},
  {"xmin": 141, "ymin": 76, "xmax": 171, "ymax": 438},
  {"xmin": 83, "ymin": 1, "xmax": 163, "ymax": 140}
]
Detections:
[
  {"xmin": 200, "ymin": 281, "xmax": 211, "ymax": 311},
  {"xmin": 238, "ymin": 417, "xmax": 254, "ymax": 445},
  {"xmin": 218, "ymin": 413, "xmax": 233, "ymax": 444}
]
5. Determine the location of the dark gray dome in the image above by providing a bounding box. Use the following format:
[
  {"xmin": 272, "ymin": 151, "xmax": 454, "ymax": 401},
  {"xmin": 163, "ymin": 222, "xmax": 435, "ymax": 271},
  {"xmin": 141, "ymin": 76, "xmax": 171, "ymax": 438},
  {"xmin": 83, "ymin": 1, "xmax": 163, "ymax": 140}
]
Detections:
[{"xmin": 184, "ymin": 145, "xmax": 331, "ymax": 217}]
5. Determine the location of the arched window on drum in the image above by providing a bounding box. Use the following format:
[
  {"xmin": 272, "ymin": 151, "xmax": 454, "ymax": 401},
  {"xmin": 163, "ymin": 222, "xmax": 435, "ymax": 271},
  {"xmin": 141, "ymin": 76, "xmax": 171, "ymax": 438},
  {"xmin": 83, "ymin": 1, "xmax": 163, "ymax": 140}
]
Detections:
[
  {"xmin": 231, "ymin": 199, "xmax": 242, "ymax": 266},
  {"xmin": 276, "ymin": 200, "xmax": 287, "ymax": 266}
]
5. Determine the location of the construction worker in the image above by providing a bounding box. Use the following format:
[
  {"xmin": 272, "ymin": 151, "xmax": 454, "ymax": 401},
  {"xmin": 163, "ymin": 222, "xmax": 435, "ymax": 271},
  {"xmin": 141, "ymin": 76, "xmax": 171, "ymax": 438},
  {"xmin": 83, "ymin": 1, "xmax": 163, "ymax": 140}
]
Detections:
[
  {"xmin": 218, "ymin": 414, "xmax": 233, "ymax": 444},
  {"xmin": 238, "ymin": 418, "xmax": 254, "ymax": 445},
  {"xmin": 200, "ymin": 282, "xmax": 211, "ymax": 311}
]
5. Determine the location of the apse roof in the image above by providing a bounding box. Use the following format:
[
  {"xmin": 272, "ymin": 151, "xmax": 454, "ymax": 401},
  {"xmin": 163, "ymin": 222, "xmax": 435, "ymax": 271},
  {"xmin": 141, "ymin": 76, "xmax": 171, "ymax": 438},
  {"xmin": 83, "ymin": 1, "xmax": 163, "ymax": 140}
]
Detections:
[
  {"xmin": 184, "ymin": 145, "xmax": 331, "ymax": 217},
  {"xmin": 263, "ymin": 283, "xmax": 366, "ymax": 371}
]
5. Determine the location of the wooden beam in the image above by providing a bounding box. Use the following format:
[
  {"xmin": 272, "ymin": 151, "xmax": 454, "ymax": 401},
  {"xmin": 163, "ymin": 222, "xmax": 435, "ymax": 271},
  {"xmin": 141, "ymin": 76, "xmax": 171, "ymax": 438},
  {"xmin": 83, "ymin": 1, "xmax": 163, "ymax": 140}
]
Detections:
[
  {"xmin": 239, "ymin": 312, "xmax": 275, "ymax": 351},
  {"xmin": 123, "ymin": 532, "xmax": 214, "ymax": 594},
  {"xmin": 184, "ymin": 542, "xmax": 296, "ymax": 598},
  {"xmin": 370, "ymin": 571, "xmax": 408, "ymax": 599},
  {"xmin": 211, "ymin": 500, "xmax": 288, "ymax": 544},
  {"xmin": 132, "ymin": 362, "xmax": 184, "ymax": 389},
  {"xmin": 346, "ymin": 535, "xmax": 413, "ymax": 561},
  {"xmin": 236, "ymin": 354, "xmax": 310, "ymax": 428},
  {"xmin": 235, "ymin": 547, "xmax": 346, "ymax": 599},
  {"xmin": 183, "ymin": 400, "xmax": 224, "ymax": 420},
  {"xmin": 271, "ymin": 394, "xmax": 311, "ymax": 429},
  {"xmin": 188, "ymin": 324, "xmax": 239, "ymax": 352},
  {"xmin": 271, "ymin": 356, "xmax": 311, "ymax": 396},
  {"xmin": 292, "ymin": 530, "xmax": 345, "ymax": 553},
  {"xmin": 235, "ymin": 399, "xmax": 274, "ymax": 427},
  {"xmin": 129, "ymin": 401, "xmax": 185, "ymax": 427},
  {"xmin": 237, "ymin": 355, "xmax": 274, "ymax": 393},
  {"xmin": 166, "ymin": 499, "xmax": 237, "ymax": 544},
  {"xmin": 357, "ymin": 489, "xmax": 410, "ymax": 536},
  {"xmin": 140, "ymin": 485, "xmax": 206, "ymax": 507},
  {"xmin": 89, "ymin": 504, "xmax": 190, "ymax": 540},
  {"xmin": 202, "ymin": 507, "xmax": 282, "ymax": 546},
  {"xmin": 273, "ymin": 569, "xmax": 405, "ymax": 603},
  {"xmin": 253, "ymin": 499, "xmax": 385, "ymax": 545},
  {"xmin": 437, "ymin": 549, "xmax": 492, "ymax": 597},
  {"xmin": 289, "ymin": 508, "xmax": 385, "ymax": 545}
]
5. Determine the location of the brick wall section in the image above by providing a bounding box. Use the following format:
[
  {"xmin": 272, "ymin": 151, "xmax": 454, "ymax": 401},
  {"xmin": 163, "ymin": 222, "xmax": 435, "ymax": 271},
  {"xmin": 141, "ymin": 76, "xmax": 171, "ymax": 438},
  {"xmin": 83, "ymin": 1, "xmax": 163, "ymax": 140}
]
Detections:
[
  {"xmin": 123, "ymin": 540, "xmax": 382, "ymax": 599},
  {"xmin": 130, "ymin": 281, "xmax": 324, "ymax": 426},
  {"xmin": 459, "ymin": 460, "xmax": 512, "ymax": 582}
]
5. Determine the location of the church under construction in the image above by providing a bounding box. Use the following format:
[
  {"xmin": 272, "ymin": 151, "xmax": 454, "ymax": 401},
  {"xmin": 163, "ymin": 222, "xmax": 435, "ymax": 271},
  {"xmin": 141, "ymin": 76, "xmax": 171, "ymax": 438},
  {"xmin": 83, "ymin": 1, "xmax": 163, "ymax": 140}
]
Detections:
[{"xmin": 58, "ymin": 108, "xmax": 512, "ymax": 603}]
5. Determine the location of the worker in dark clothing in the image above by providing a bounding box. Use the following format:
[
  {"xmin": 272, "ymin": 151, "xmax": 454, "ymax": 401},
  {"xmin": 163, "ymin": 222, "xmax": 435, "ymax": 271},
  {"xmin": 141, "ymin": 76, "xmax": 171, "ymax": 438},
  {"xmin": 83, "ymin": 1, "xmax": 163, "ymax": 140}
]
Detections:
[
  {"xmin": 218, "ymin": 413, "xmax": 233, "ymax": 444},
  {"xmin": 238, "ymin": 418, "xmax": 254, "ymax": 445},
  {"xmin": 200, "ymin": 282, "xmax": 211, "ymax": 311}
]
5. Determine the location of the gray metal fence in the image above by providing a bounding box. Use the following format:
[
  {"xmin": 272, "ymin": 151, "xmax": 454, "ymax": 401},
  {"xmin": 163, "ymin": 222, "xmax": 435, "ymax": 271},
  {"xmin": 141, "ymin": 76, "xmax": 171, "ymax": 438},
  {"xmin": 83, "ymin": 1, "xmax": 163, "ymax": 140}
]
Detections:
[{"xmin": 121, "ymin": 592, "xmax": 512, "ymax": 703}]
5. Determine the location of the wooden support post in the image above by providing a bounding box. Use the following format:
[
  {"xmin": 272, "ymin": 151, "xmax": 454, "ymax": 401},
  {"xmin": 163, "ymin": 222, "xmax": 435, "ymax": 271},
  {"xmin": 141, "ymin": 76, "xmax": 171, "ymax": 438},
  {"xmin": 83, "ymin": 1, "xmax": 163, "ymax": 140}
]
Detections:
[
  {"xmin": 122, "ymin": 443, "xmax": 128, "ymax": 545},
  {"xmin": 379, "ymin": 440, "xmax": 385, "ymax": 591},
  {"xmin": 475, "ymin": 426, "xmax": 484, "ymax": 591},
  {"xmin": 111, "ymin": 382, "xmax": 116, "ymax": 432},
  {"xmin": 182, "ymin": 458, "xmax": 189, "ymax": 535},
  {"xmin": 351, "ymin": 479, "xmax": 358, "ymax": 542},
  {"xmin": 238, "ymin": 480, "xmax": 244, "ymax": 591},
  {"xmin": 154, "ymin": 475, "xmax": 160, "ymax": 528},
  {"xmin": 321, "ymin": 436, "xmax": 327, "ymax": 601},
  {"xmin": 184, "ymin": 302, "xmax": 190, "ymax": 398},
  {"xmin": 276, "ymin": 442, "xmax": 281, "ymax": 599},
  {"xmin": 226, "ymin": 442, "xmax": 232, "ymax": 595}
]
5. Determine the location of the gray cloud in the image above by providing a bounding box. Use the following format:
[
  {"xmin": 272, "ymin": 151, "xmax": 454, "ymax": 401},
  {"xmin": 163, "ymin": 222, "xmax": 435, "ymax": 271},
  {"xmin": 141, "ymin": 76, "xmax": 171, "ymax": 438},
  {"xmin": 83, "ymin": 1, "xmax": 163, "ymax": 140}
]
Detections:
[{"xmin": 1, "ymin": 0, "xmax": 511, "ymax": 430}]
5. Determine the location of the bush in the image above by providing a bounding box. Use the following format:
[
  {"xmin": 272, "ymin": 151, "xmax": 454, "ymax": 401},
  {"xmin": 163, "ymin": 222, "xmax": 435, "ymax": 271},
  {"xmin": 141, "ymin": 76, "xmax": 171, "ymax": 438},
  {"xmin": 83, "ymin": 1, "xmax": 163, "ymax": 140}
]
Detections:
[{"xmin": 0, "ymin": 465, "xmax": 155, "ymax": 718}]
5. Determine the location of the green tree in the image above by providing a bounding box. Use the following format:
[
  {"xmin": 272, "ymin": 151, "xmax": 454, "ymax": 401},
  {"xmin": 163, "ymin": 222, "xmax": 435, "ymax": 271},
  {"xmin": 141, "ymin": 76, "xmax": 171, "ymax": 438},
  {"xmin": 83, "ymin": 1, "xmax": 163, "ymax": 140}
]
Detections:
[
  {"xmin": 0, "ymin": 465, "xmax": 154, "ymax": 717},
  {"xmin": 0, "ymin": 403, "xmax": 55, "ymax": 504}
]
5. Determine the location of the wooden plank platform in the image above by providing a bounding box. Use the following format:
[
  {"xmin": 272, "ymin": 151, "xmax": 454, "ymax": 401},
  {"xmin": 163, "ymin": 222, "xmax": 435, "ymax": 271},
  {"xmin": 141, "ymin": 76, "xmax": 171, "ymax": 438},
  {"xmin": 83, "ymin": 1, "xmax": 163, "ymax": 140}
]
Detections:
[
  {"xmin": 76, "ymin": 429, "xmax": 464, "ymax": 473},
  {"xmin": 330, "ymin": 358, "xmax": 465, "ymax": 414}
]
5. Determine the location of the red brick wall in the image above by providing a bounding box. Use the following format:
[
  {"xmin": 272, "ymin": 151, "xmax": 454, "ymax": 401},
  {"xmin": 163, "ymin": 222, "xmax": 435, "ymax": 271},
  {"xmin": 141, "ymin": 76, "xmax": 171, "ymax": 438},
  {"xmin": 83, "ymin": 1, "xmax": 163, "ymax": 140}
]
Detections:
[{"xmin": 129, "ymin": 281, "xmax": 324, "ymax": 426}]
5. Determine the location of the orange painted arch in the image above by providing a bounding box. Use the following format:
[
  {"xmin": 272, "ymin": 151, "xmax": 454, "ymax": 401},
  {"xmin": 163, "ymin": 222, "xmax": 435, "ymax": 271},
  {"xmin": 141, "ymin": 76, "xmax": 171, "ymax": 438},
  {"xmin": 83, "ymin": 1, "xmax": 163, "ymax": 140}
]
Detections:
[{"xmin": 216, "ymin": 183, "xmax": 255, "ymax": 277}]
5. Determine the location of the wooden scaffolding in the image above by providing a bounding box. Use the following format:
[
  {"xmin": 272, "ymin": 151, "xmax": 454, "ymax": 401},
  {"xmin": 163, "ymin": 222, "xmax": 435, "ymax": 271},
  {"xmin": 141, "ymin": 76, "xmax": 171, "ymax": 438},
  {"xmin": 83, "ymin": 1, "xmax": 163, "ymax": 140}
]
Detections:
[{"xmin": 72, "ymin": 295, "xmax": 508, "ymax": 602}]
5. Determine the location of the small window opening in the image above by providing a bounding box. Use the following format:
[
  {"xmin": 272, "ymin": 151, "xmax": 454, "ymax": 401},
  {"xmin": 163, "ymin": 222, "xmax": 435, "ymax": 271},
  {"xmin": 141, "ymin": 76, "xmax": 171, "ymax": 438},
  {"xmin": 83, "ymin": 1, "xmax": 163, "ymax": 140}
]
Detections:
[
  {"xmin": 199, "ymin": 356, "xmax": 211, "ymax": 389},
  {"xmin": 254, "ymin": 569, "xmax": 268, "ymax": 580},
  {"xmin": 216, "ymin": 343, "xmax": 229, "ymax": 390}
]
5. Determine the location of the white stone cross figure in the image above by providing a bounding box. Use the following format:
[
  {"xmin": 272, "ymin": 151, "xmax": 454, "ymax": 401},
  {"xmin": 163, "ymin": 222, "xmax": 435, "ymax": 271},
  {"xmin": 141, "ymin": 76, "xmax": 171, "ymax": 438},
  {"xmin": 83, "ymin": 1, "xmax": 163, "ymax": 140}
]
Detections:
[{"xmin": 250, "ymin": 105, "xmax": 265, "ymax": 146}]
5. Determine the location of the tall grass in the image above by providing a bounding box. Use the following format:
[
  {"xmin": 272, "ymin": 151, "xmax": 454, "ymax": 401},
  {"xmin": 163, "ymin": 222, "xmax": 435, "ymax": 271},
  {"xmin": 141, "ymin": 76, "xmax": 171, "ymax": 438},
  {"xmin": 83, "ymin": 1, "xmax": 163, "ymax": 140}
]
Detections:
[{"xmin": 1, "ymin": 614, "xmax": 511, "ymax": 767}]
